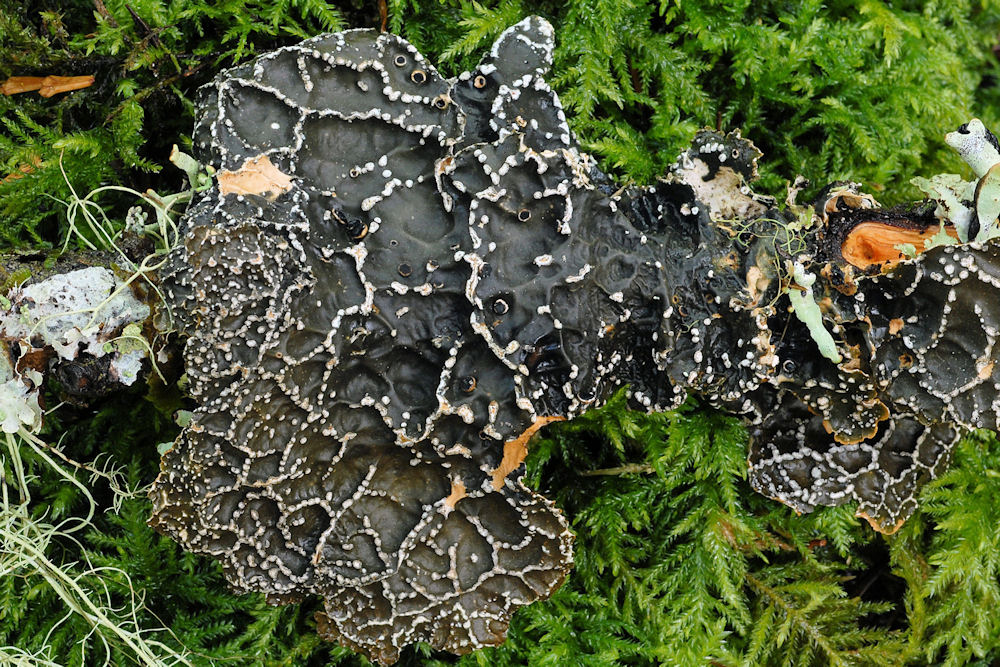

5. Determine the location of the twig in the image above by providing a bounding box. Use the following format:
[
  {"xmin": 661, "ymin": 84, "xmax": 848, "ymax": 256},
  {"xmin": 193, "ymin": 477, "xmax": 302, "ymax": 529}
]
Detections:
[
  {"xmin": 581, "ymin": 463, "xmax": 654, "ymax": 476},
  {"xmin": 93, "ymin": 0, "xmax": 119, "ymax": 27},
  {"xmin": 1, "ymin": 75, "xmax": 95, "ymax": 97}
]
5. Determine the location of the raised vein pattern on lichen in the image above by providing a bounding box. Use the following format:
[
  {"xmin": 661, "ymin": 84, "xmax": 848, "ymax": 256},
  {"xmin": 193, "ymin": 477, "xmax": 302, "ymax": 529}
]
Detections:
[
  {"xmin": 152, "ymin": 20, "xmax": 578, "ymax": 665},
  {"xmin": 150, "ymin": 16, "xmax": 1000, "ymax": 663}
]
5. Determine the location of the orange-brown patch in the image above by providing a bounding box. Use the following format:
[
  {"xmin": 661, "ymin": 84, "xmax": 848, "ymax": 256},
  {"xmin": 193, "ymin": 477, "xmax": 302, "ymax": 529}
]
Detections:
[
  {"xmin": 718, "ymin": 251, "xmax": 740, "ymax": 272},
  {"xmin": 3, "ymin": 154, "xmax": 43, "ymax": 183},
  {"xmin": 218, "ymin": 155, "xmax": 294, "ymax": 199},
  {"xmin": 490, "ymin": 416, "xmax": 566, "ymax": 491},
  {"xmin": 15, "ymin": 347, "xmax": 52, "ymax": 375},
  {"xmin": 444, "ymin": 480, "xmax": 467, "ymax": 509},
  {"xmin": 841, "ymin": 221, "xmax": 958, "ymax": 270},
  {"xmin": 824, "ymin": 190, "xmax": 876, "ymax": 220},
  {"xmin": 979, "ymin": 361, "xmax": 995, "ymax": 380},
  {"xmin": 436, "ymin": 155, "xmax": 454, "ymax": 176},
  {"xmin": 746, "ymin": 265, "xmax": 769, "ymax": 306},
  {"xmin": 889, "ymin": 318, "xmax": 904, "ymax": 335},
  {"xmin": 856, "ymin": 510, "xmax": 906, "ymax": 535},
  {"xmin": 2, "ymin": 75, "xmax": 95, "ymax": 97},
  {"xmin": 824, "ymin": 398, "xmax": 889, "ymax": 445},
  {"xmin": 841, "ymin": 343, "xmax": 864, "ymax": 372}
]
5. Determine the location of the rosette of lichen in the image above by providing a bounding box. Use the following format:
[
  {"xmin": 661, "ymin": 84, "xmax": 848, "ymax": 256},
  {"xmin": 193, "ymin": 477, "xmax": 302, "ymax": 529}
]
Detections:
[
  {"xmin": 151, "ymin": 19, "xmax": 577, "ymax": 664},
  {"xmin": 150, "ymin": 15, "xmax": 1000, "ymax": 663}
]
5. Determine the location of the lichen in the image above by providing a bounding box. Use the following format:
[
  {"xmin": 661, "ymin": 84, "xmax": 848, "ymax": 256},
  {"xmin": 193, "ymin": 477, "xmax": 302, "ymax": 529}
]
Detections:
[
  {"xmin": 1, "ymin": 267, "xmax": 149, "ymax": 362},
  {"xmin": 787, "ymin": 262, "xmax": 842, "ymax": 365},
  {"xmin": 152, "ymin": 19, "xmax": 576, "ymax": 665},
  {"xmin": 150, "ymin": 16, "xmax": 1000, "ymax": 663},
  {"xmin": 0, "ymin": 375, "xmax": 42, "ymax": 434},
  {"xmin": 915, "ymin": 119, "xmax": 1000, "ymax": 243},
  {"xmin": 0, "ymin": 265, "xmax": 152, "ymax": 436}
]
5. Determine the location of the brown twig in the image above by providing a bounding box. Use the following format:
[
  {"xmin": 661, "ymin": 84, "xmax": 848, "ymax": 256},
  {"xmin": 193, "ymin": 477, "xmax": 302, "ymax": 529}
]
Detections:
[
  {"xmin": 93, "ymin": 0, "xmax": 119, "ymax": 27},
  {"xmin": 1, "ymin": 75, "xmax": 96, "ymax": 97},
  {"xmin": 580, "ymin": 463, "xmax": 654, "ymax": 476},
  {"xmin": 0, "ymin": 76, "xmax": 45, "ymax": 95}
]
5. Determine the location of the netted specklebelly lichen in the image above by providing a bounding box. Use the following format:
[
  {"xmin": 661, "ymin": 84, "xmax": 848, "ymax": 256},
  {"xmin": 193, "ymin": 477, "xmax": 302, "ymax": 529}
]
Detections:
[{"xmin": 150, "ymin": 16, "xmax": 1000, "ymax": 662}]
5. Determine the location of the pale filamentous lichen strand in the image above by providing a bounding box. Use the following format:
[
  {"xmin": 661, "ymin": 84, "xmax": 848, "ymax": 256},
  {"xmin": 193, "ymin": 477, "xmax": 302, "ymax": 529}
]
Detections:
[{"xmin": 151, "ymin": 15, "xmax": 1000, "ymax": 663}]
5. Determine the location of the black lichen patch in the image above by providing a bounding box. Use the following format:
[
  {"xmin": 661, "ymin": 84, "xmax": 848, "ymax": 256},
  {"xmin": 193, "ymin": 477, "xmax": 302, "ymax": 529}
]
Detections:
[
  {"xmin": 749, "ymin": 395, "xmax": 958, "ymax": 532},
  {"xmin": 860, "ymin": 242, "xmax": 1000, "ymax": 431},
  {"xmin": 152, "ymin": 21, "xmax": 576, "ymax": 665},
  {"xmin": 150, "ymin": 15, "xmax": 1000, "ymax": 665},
  {"xmin": 441, "ymin": 133, "xmax": 676, "ymax": 418}
]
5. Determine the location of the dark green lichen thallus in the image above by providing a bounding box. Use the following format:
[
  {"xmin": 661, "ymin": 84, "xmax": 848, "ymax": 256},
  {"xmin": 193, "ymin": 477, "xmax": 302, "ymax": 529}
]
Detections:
[
  {"xmin": 153, "ymin": 19, "xmax": 573, "ymax": 665},
  {"xmin": 149, "ymin": 15, "xmax": 1000, "ymax": 663}
]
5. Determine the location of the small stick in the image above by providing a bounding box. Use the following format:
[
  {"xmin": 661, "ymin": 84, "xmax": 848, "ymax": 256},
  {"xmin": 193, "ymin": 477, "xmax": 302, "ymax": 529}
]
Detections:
[
  {"xmin": 580, "ymin": 463, "xmax": 654, "ymax": 477},
  {"xmin": 1, "ymin": 75, "xmax": 95, "ymax": 97},
  {"xmin": 38, "ymin": 75, "xmax": 96, "ymax": 97},
  {"xmin": 1, "ymin": 76, "xmax": 45, "ymax": 95}
]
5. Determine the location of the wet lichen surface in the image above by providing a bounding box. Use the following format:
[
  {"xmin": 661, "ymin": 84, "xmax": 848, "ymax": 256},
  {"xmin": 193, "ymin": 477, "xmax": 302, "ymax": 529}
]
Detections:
[{"xmin": 150, "ymin": 17, "xmax": 1000, "ymax": 663}]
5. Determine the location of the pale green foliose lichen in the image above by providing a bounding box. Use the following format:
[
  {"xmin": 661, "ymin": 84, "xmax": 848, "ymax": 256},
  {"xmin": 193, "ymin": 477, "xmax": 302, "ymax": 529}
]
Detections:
[
  {"xmin": 169, "ymin": 144, "xmax": 215, "ymax": 191},
  {"xmin": 920, "ymin": 119, "xmax": 1000, "ymax": 242},
  {"xmin": 924, "ymin": 223, "xmax": 960, "ymax": 250},
  {"xmin": 945, "ymin": 119, "xmax": 1000, "ymax": 178},
  {"xmin": 788, "ymin": 262, "xmax": 842, "ymax": 364},
  {"xmin": 973, "ymin": 164, "xmax": 1000, "ymax": 242},
  {"xmin": 911, "ymin": 174, "xmax": 975, "ymax": 241},
  {"xmin": 0, "ymin": 378, "xmax": 42, "ymax": 434},
  {"xmin": 0, "ymin": 267, "xmax": 150, "ymax": 362}
]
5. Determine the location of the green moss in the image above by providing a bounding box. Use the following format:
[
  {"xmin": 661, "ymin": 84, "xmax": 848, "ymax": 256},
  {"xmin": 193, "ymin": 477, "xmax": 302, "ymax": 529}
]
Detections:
[{"xmin": 3, "ymin": 1, "xmax": 1000, "ymax": 664}]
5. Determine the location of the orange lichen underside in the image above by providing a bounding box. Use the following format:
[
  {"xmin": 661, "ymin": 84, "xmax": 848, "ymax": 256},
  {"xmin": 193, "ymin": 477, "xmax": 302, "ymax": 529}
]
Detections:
[
  {"xmin": 490, "ymin": 416, "xmax": 566, "ymax": 491},
  {"xmin": 218, "ymin": 155, "xmax": 294, "ymax": 199},
  {"xmin": 443, "ymin": 480, "xmax": 467, "ymax": 509},
  {"xmin": 856, "ymin": 510, "xmax": 906, "ymax": 535},
  {"xmin": 821, "ymin": 398, "xmax": 889, "ymax": 445},
  {"xmin": 769, "ymin": 495, "xmax": 904, "ymax": 535},
  {"xmin": 841, "ymin": 222, "xmax": 958, "ymax": 270}
]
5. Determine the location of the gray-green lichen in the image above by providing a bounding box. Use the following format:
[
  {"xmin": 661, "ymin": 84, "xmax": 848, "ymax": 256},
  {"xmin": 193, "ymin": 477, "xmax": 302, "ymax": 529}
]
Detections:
[
  {"xmin": 1, "ymin": 267, "xmax": 149, "ymax": 367},
  {"xmin": 915, "ymin": 118, "xmax": 1000, "ymax": 242},
  {"xmin": 787, "ymin": 262, "xmax": 842, "ymax": 364},
  {"xmin": 0, "ymin": 266, "xmax": 152, "ymax": 435},
  {"xmin": 0, "ymin": 372, "xmax": 42, "ymax": 434}
]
